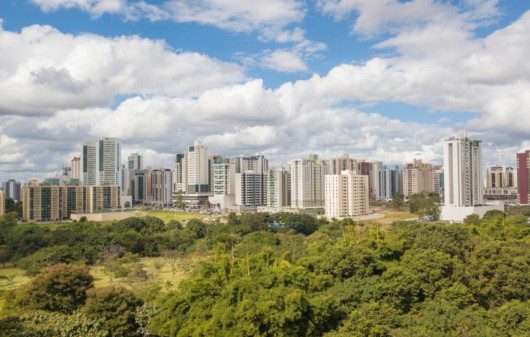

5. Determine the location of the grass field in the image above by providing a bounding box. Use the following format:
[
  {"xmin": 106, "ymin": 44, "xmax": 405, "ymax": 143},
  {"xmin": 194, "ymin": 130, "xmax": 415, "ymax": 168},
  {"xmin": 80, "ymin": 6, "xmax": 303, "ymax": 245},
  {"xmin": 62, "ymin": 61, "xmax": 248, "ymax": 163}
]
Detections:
[
  {"xmin": 0, "ymin": 255, "xmax": 203, "ymax": 293},
  {"xmin": 0, "ymin": 267, "xmax": 31, "ymax": 291},
  {"xmin": 148, "ymin": 210, "xmax": 204, "ymax": 223},
  {"xmin": 366, "ymin": 209, "xmax": 416, "ymax": 225}
]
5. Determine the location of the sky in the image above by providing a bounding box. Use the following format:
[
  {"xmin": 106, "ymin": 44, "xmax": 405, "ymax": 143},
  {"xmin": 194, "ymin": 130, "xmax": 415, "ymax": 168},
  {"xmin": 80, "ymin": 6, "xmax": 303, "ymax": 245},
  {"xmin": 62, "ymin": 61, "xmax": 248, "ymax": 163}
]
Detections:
[{"xmin": 0, "ymin": 0, "xmax": 529, "ymax": 183}]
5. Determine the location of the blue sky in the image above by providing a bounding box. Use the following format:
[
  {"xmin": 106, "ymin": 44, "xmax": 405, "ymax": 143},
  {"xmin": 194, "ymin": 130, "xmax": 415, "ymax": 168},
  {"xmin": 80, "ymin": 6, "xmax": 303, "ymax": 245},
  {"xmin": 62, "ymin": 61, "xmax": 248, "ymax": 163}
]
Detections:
[{"xmin": 0, "ymin": 0, "xmax": 529, "ymax": 181}]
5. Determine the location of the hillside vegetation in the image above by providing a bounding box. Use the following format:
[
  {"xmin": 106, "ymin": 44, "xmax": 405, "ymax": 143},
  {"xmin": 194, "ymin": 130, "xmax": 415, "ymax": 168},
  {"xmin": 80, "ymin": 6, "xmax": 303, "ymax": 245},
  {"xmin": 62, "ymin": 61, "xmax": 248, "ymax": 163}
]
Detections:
[{"xmin": 0, "ymin": 211, "xmax": 528, "ymax": 336}]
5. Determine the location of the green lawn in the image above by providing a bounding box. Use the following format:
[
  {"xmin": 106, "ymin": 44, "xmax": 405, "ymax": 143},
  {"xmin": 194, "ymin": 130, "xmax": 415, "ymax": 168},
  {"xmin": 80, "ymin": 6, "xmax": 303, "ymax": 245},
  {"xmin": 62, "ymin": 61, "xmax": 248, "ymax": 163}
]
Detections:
[
  {"xmin": 148, "ymin": 210, "xmax": 204, "ymax": 223},
  {"xmin": 0, "ymin": 256, "xmax": 201, "ymax": 293}
]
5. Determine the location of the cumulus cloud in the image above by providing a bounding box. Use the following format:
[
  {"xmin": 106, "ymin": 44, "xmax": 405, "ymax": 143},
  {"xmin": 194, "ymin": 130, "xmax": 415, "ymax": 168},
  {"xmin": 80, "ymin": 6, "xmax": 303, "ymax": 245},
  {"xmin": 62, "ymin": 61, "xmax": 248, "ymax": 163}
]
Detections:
[
  {"xmin": 0, "ymin": 23, "xmax": 244, "ymax": 115},
  {"xmin": 2, "ymin": 1, "xmax": 529, "ymax": 182}
]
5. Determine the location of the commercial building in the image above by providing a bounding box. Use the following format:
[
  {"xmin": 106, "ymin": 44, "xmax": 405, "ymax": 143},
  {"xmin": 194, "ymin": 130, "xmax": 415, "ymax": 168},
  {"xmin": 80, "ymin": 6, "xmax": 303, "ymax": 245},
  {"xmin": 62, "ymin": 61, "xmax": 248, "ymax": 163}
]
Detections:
[
  {"xmin": 266, "ymin": 167, "xmax": 291, "ymax": 209},
  {"xmin": 0, "ymin": 189, "xmax": 5, "ymax": 216},
  {"xmin": 441, "ymin": 131, "xmax": 502, "ymax": 221},
  {"xmin": 70, "ymin": 156, "xmax": 81, "ymax": 180},
  {"xmin": 290, "ymin": 155, "xmax": 328, "ymax": 210},
  {"xmin": 98, "ymin": 137, "xmax": 121, "ymax": 186},
  {"xmin": 235, "ymin": 171, "xmax": 267, "ymax": 209},
  {"xmin": 82, "ymin": 141, "xmax": 97, "ymax": 186},
  {"xmin": 234, "ymin": 155, "xmax": 269, "ymax": 174},
  {"xmin": 131, "ymin": 169, "xmax": 149, "ymax": 205},
  {"xmin": 2, "ymin": 179, "xmax": 21, "ymax": 201},
  {"xmin": 325, "ymin": 171, "xmax": 369, "ymax": 220},
  {"xmin": 402, "ymin": 159, "xmax": 435, "ymax": 197},
  {"xmin": 22, "ymin": 184, "xmax": 120, "ymax": 222},
  {"xmin": 152, "ymin": 169, "xmax": 173, "ymax": 207},
  {"xmin": 517, "ymin": 150, "xmax": 530, "ymax": 205}
]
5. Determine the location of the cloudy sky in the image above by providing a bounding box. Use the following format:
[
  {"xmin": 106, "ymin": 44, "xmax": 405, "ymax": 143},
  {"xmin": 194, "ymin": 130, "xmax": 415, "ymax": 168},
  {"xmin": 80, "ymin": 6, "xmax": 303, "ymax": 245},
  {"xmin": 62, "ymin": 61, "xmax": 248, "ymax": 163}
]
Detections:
[{"xmin": 0, "ymin": 0, "xmax": 529, "ymax": 182}]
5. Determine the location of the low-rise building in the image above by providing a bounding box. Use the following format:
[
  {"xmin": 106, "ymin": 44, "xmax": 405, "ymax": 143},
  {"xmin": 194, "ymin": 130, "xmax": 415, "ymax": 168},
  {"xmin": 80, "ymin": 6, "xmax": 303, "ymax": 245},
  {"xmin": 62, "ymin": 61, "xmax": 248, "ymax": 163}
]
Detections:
[{"xmin": 22, "ymin": 185, "xmax": 120, "ymax": 222}]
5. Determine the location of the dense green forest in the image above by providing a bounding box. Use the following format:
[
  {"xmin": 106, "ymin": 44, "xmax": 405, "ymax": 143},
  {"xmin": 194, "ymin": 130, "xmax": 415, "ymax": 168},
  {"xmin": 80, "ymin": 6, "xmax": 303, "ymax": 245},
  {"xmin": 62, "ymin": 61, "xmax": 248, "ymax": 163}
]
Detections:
[{"xmin": 0, "ymin": 210, "xmax": 528, "ymax": 336}]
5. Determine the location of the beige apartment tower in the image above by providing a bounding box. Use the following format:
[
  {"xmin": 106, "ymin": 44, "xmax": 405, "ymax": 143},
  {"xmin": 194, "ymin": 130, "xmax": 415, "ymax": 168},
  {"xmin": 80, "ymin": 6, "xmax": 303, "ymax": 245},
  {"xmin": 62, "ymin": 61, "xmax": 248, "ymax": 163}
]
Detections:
[
  {"xmin": 325, "ymin": 171, "xmax": 369, "ymax": 220},
  {"xmin": 0, "ymin": 189, "xmax": 5, "ymax": 216},
  {"xmin": 402, "ymin": 159, "xmax": 435, "ymax": 197}
]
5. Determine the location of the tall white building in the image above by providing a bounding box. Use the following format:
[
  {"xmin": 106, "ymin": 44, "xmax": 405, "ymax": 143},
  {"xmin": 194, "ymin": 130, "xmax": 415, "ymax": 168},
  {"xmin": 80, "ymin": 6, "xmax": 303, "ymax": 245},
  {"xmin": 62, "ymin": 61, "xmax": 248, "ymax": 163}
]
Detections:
[
  {"xmin": 213, "ymin": 157, "xmax": 235, "ymax": 196},
  {"xmin": 124, "ymin": 153, "xmax": 142, "ymax": 196},
  {"xmin": 267, "ymin": 167, "xmax": 291, "ymax": 209},
  {"xmin": 325, "ymin": 171, "xmax": 369, "ymax": 220},
  {"xmin": 98, "ymin": 137, "xmax": 121, "ymax": 186},
  {"xmin": 443, "ymin": 131, "xmax": 483, "ymax": 207},
  {"xmin": 234, "ymin": 155, "xmax": 269, "ymax": 174},
  {"xmin": 291, "ymin": 155, "xmax": 328, "ymax": 209},
  {"xmin": 70, "ymin": 157, "xmax": 81, "ymax": 181},
  {"xmin": 441, "ymin": 130, "xmax": 502, "ymax": 221},
  {"xmin": 82, "ymin": 141, "xmax": 97, "ymax": 186}
]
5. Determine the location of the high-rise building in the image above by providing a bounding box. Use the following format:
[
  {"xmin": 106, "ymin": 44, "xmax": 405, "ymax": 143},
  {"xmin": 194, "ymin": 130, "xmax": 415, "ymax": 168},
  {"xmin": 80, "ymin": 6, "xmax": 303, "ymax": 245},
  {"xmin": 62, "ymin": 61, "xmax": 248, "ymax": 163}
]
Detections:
[
  {"xmin": 2, "ymin": 179, "xmax": 21, "ymax": 201},
  {"xmin": 185, "ymin": 140, "xmax": 210, "ymax": 195},
  {"xmin": 369, "ymin": 161, "xmax": 383, "ymax": 198},
  {"xmin": 325, "ymin": 171, "xmax": 369, "ymax": 219},
  {"xmin": 327, "ymin": 155, "xmax": 358, "ymax": 175},
  {"xmin": 402, "ymin": 159, "xmax": 435, "ymax": 197},
  {"xmin": 443, "ymin": 131, "xmax": 483, "ymax": 207},
  {"xmin": 434, "ymin": 166, "xmax": 444, "ymax": 200},
  {"xmin": 98, "ymin": 137, "xmax": 121, "ymax": 186},
  {"xmin": 22, "ymin": 184, "xmax": 120, "ymax": 222},
  {"xmin": 517, "ymin": 150, "xmax": 530, "ymax": 205},
  {"xmin": 374, "ymin": 166, "xmax": 401, "ymax": 201},
  {"xmin": 441, "ymin": 131, "xmax": 502, "ymax": 221},
  {"xmin": 82, "ymin": 141, "xmax": 97, "ymax": 186},
  {"xmin": 212, "ymin": 157, "xmax": 235, "ymax": 196},
  {"xmin": 266, "ymin": 167, "xmax": 291, "ymax": 209},
  {"xmin": 128, "ymin": 153, "xmax": 142, "ymax": 171},
  {"xmin": 235, "ymin": 171, "xmax": 266, "ymax": 208},
  {"xmin": 152, "ymin": 169, "xmax": 173, "ymax": 207},
  {"xmin": 0, "ymin": 189, "xmax": 5, "ymax": 216},
  {"xmin": 131, "ymin": 169, "xmax": 148, "ymax": 205},
  {"xmin": 123, "ymin": 153, "xmax": 143, "ymax": 196},
  {"xmin": 290, "ymin": 155, "xmax": 328, "ymax": 209},
  {"xmin": 172, "ymin": 153, "xmax": 185, "ymax": 193},
  {"xmin": 234, "ymin": 155, "xmax": 269, "ymax": 174},
  {"xmin": 70, "ymin": 156, "xmax": 81, "ymax": 180},
  {"xmin": 486, "ymin": 166, "xmax": 516, "ymax": 188}
]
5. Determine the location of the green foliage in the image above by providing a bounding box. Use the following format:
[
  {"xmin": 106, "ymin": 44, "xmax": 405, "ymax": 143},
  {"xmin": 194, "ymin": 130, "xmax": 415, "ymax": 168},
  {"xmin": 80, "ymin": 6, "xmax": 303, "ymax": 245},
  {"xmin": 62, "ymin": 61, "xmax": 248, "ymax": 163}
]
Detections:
[
  {"xmin": 408, "ymin": 193, "xmax": 440, "ymax": 220},
  {"xmin": 83, "ymin": 286, "xmax": 143, "ymax": 337},
  {"xmin": 20, "ymin": 263, "xmax": 94, "ymax": 313}
]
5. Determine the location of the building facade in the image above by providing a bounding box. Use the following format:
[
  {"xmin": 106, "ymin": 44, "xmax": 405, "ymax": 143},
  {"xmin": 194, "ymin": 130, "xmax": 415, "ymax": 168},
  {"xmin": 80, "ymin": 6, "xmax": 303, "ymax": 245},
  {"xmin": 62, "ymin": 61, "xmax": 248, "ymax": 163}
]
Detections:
[
  {"xmin": 235, "ymin": 171, "xmax": 267, "ymax": 208},
  {"xmin": 0, "ymin": 189, "xmax": 5, "ymax": 216},
  {"xmin": 290, "ymin": 155, "xmax": 328, "ymax": 209},
  {"xmin": 152, "ymin": 169, "xmax": 173, "ymax": 207},
  {"xmin": 22, "ymin": 185, "xmax": 120, "ymax": 222},
  {"xmin": 98, "ymin": 137, "xmax": 121, "ymax": 186},
  {"xmin": 70, "ymin": 156, "xmax": 81, "ymax": 180},
  {"xmin": 266, "ymin": 168, "xmax": 291, "ymax": 209},
  {"xmin": 443, "ymin": 131, "xmax": 483, "ymax": 207},
  {"xmin": 82, "ymin": 141, "xmax": 97, "ymax": 186},
  {"xmin": 2, "ymin": 179, "xmax": 21, "ymax": 201},
  {"xmin": 374, "ymin": 166, "xmax": 401, "ymax": 201},
  {"xmin": 517, "ymin": 150, "xmax": 530, "ymax": 205},
  {"xmin": 486, "ymin": 166, "xmax": 516, "ymax": 188},
  {"xmin": 402, "ymin": 159, "xmax": 435, "ymax": 197},
  {"xmin": 325, "ymin": 171, "xmax": 369, "ymax": 219},
  {"xmin": 185, "ymin": 140, "xmax": 210, "ymax": 195}
]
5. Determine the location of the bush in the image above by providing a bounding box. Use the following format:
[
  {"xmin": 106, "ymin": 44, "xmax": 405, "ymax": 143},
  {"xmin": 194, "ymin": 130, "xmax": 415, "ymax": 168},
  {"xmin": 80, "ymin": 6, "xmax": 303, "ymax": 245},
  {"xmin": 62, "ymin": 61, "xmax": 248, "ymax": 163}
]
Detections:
[
  {"xmin": 83, "ymin": 286, "xmax": 143, "ymax": 337},
  {"xmin": 21, "ymin": 263, "xmax": 94, "ymax": 313}
]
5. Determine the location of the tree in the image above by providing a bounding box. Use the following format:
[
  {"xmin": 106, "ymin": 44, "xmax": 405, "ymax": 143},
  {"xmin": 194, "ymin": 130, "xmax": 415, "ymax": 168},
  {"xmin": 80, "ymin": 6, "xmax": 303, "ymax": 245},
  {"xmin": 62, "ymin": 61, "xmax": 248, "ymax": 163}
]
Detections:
[
  {"xmin": 175, "ymin": 191, "xmax": 185, "ymax": 210},
  {"xmin": 79, "ymin": 216, "xmax": 88, "ymax": 222},
  {"xmin": 464, "ymin": 214, "xmax": 481, "ymax": 226},
  {"xmin": 186, "ymin": 219, "xmax": 207, "ymax": 238},
  {"xmin": 392, "ymin": 193, "xmax": 404, "ymax": 209},
  {"xmin": 21, "ymin": 263, "xmax": 94, "ymax": 313},
  {"xmin": 83, "ymin": 286, "xmax": 143, "ymax": 337}
]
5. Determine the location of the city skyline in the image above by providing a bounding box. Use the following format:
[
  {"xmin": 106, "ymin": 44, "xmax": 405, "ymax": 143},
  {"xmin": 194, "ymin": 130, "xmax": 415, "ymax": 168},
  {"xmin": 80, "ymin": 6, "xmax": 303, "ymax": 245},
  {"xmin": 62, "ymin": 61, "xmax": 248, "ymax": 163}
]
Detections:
[{"xmin": 1, "ymin": 1, "xmax": 530, "ymax": 183}]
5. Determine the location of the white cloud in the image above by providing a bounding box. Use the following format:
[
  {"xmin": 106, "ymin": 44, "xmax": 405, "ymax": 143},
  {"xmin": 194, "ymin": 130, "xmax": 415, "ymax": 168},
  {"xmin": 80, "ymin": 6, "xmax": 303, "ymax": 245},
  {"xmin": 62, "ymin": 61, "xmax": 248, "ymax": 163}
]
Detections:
[
  {"xmin": 0, "ymin": 23, "xmax": 244, "ymax": 115},
  {"xmin": 30, "ymin": 0, "xmax": 306, "ymax": 34},
  {"xmin": 261, "ymin": 50, "xmax": 308, "ymax": 72}
]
